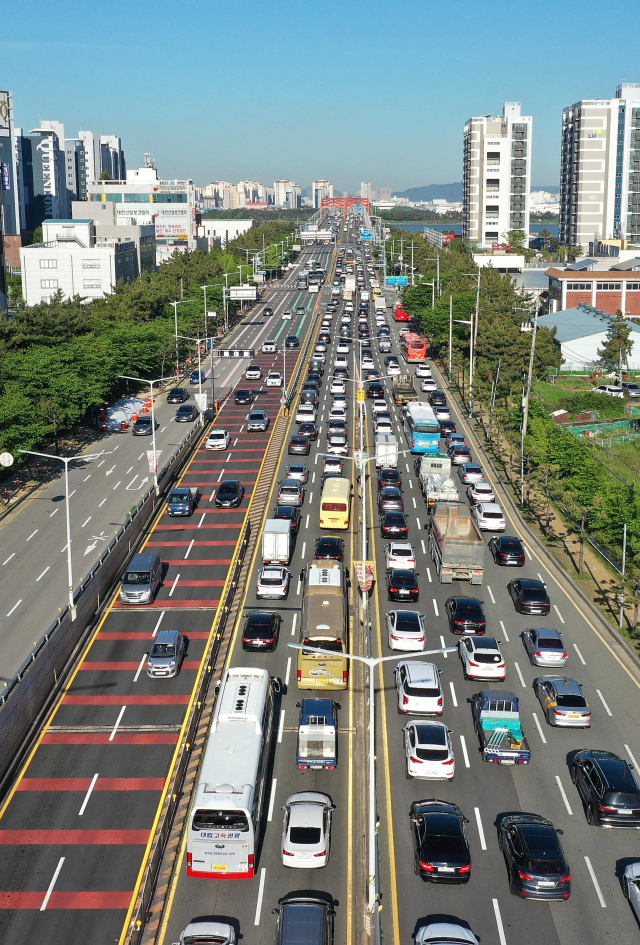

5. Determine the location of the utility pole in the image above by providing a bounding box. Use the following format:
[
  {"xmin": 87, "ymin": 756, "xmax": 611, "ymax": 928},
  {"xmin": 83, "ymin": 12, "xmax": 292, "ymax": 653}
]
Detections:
[
  {"xmin": 520, "ymin": 303, "xmax": 539, "ymax": 505},
  {"xmin": 411, "ymin": 242, "xmax": 415, "ymax": 287},
  {"xmin": 448, "ymin": 295, "xmax": 453, "ymax": 380}
]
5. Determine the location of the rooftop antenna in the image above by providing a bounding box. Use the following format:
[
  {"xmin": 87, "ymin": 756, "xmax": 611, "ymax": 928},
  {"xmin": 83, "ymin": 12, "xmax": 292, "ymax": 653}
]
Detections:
[{"xmin": 144, "ymin": 152, "xmax": 155, "ymax": 168}]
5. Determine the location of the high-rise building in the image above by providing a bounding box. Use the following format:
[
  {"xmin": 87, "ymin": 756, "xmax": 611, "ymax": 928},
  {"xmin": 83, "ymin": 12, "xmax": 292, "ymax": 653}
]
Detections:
[
  {"xmin": 360, "ymin": 182, "xmax": 372, "ymax": 200},
  {"xmin": 0, "ymin": 89, "xmax": 24, "ymax": 268},
  {"xmin": 274, "ymin": 179, "xmax": 301, "ymax": 209},
  {"xmin": 462, "ymin": 102, "xmax": 532, "ymax": 248},
  {"xmin": 20, "ymin": 120, "xmax": 69, "ymax": 228},
  {"xmin": 560, "ymin": 83, "xmax": 640, "ymax": 247},
  {"xmin": 311, "ymin": 179, "xmax": 333, "ymax": 208},
  {"xmin": 375, "ymin": 187, "xmax": 391, "ymax": 201}
]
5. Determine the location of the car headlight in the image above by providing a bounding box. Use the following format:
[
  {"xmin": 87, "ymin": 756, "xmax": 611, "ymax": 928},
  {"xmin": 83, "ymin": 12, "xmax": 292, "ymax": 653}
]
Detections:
[{"xmin": 169, "ymin": 660, "xmax": 176, "ymax": 667}]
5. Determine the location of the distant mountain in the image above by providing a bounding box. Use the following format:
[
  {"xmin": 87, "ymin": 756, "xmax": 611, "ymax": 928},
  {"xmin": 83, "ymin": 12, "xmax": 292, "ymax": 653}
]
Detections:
[{"xmin": 393, "ymin": 183, "xmax": 462, "ymax": 202}]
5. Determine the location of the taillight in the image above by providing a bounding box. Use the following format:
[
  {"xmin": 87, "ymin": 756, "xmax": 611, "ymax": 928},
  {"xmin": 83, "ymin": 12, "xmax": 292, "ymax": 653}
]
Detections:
[
  {"xmin": 403, "ymin": 696, "xmax": 409, "ymax": 704},
  {"xmin": 297, "ymin": 670, "xmax": 302, "ymax": 681},
  {"xmin": 391, "ymin": 634, "xmax": 401, "ymax": 640},
  {"xmin": 519, "ymin": 871, "xmax": 534, "ymax": 881},
  {"xmin": 314, "ymin": 850, "xmax": 327, "ymax": 857},
  {"xmin": 469, "ymin": 660, "xmax": 479, "ymax": 667},
  {"xmin": 390, "ymin": 587, "xmax": 399, "ymax": 593},
  {"xmin": 562, "ymin": 653, "xmax": 568, "ymax": 659},
  {"xmin": 599, "ymin": 804, "xmax": 617, "ymax": 812},
  {"xmin": 264, "ymin": 638, "xmax": 275, "ymax": 644},
  {"xmin": 248, "ymin": 854, "xmax": 254, "ymax": 871},
  {"xmin": 343, "ymin": 670, "xmax": 348, "ymax": 681},
  {"xmin": 283, "ymin": 849, "xmax": 295, "ymax": 856},
  {"xmin": 437, "ymin": 697, "xmax": 443, "ymax": 706},
  {"xmin": 420, "ymin": 860, "xmax": 435, "ymax": 872},
  {"xmin": 442, "ymin": 758, "xmax": 454, "ymax": 765},
  {"xmin": 416, "ymin": 637, "xmax": 425, "ymax": 642},
  {"xmin": 459, "ymin": 864, "xmax": 471, "ymax": 873},
  {"xmin": 559, "ymin": 874, "xmax": 571, "ymax": 883},
  {"xmin": 410, "ymin": 755, "xmax": 422, "ymax": 764},
  {"xmin": 535, "ymin": 651, "xmax": 542, "ymax": 658},
  {"xmin": 187, "ymin": 852, "xmax": 192, "ymax": 868}
]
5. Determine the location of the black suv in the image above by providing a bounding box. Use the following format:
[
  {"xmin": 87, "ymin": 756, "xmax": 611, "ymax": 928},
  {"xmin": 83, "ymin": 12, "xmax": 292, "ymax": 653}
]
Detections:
[
  {"xmin": 410, "ymin": 800, "xmax": 471, "ymax": 883},
  {"xmin": 285, "ymin": 335, "xmax": 300, "ymax": 348},
  {"xmin": 571, "ymin": 749, "xmax": 640, "ymax": 827},
  {"xmin": 235, "ymin": 389, "xmax": 254, "ymax": 405},
  {"xmin": 214, "ymin": 480, "xmax": 244, "ymax": 508},
  {"xmin": 242, "ymin": 611, "xmax": 281, "ymax": 651},
  {"xmin": 272, "ymin": 505, "xmax": 301, "ymax": 535},
  {"xmin": 167, "ymin": 387, "xmax": 188, "ymax": 403},
  {"xmin": 498, "ymin": 813, "xmax": 570, "ymax": 900}
]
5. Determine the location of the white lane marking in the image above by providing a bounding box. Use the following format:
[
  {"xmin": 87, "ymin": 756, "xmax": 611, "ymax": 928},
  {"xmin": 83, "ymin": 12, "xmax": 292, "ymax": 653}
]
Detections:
[
  {"xmin": 499, "ymin": 619, "xmax": 509, "ymax": 643},
  {"xmin": 487, "ymin": 585, "xmax": 495, "ymax": 604},
  {"xmin": 532, "ymin": 712, "xmax": 547, "ymax": 744},
  {"xmin": 35, "ymin": 567, "xmax": 50, "ymax": 583},
  {"xmin": 312, "ymin": 472, "xmax": 316, "ymax": 484},
  {"xmin": 573, "ymin": 643, "xmax": 586, "ymax": 665},
  {"xmin": 309, "ymin": 492, "xmax": 313, "ymax": 503},
  {"xmin": 160, "ymin": 426, "xmax": 166, "ymax": 433},
  {"xmin": 98, "ymin": 498, "xmax": 107, "ymax": 507},
  {"xmin": 584, "ymin": 856, "xmax": 606, "ymax": 907},
  {"xmin": 416, "ymin": 517, "xmax": 421, "ymax": 530},
  {"xmin": 81, "ymin": 517, "xmax": 91, "ymax": 528},
  {"xmin": 421, "ymin": 541, "xmax": 427, "ymax": 557},
  {"xmin": 68, "ymin": 490, "xmax": 76, "ymax": 498},
  {"xmin": 125, "ymin": 475, "xmax": 139, "ymax": 490},
  {"xmin": 285, "ymin": 657, "xmax": 291, "ymax": 686},
  {"xmin": 440, "ymin": 634, "xmax": 447, "ymax": 658},
  {"xmin": 514, "ymin": 662, "xmax": 526, "ymax": 688},
  {"xmin": 233, "ymin": 438, "xmax": 238, "ymax": 446},
  {"xmin": 474, "ymin": 808, "xmax": 487, "ymax": 850},
  {"xmin": 83, "ymin": 474, "xmax": 91, "ymax": 482},
  {"xmin": 98, "ymin": 459, "xmax": 106, "ymax": 467},
  {"xmin": 109, "ymin": 706, "xmax": 126, "ymax": 741},
  {"xmin": 133, "ymin": 654, "xmax": 147, "ymax": 682},
  {"xmin": 291, "ymin": 614, "xmax": 298, "ymax": 637},
  {"xmin": 2, "ymin": 553, "xmax": 16, "ymax": 566},
  {"xmin": 254, "ymin": 868, "xmax": 267, "ymax": 925},
  {"xmin": 412, "ymin": 496, "xmax": 417, "ymax": 509},
  {"xmin": 197, "ymin": 513, "xmax": 206, "ymax": 528},
  {"xmin": 226, "ymin": 452, "xmax": 232, "ymax": 463},
  {"xmin": 553, "ymin": 604, "xmax": 565, "ymax": 624},
  {"xmin": 40, "ymin": 857, "xmax": 65, "ymax": 911},
  {"xmin": 26, "ymin": 530, "xmax": 38, "ymax": 542},
  {"xmin": 60, "ymin": 543, "xmax": 69, "ymax": 553},
  {"xmin": 137, "ymin": 453, "xmax": 144, "ymax": 460},
  {"xmin": 596, "ymin": 689, "xmax": 612, "ymax": 716},
  {"xmin": 267, "ymin": 779, "xmax": 278, "ymax": 822},
  {"xmin": 277, "ymin": 709, "xmax": 285, "ymax": 743},
  {"xmin": 105, "ymin": 466, "xmax": 116, "ymax": 476},
  {"xmin": 524, "ymin": 544, "xmax": 532, "ymax": 560},
  {"xmin": 305, "ymin": 514, "xmax": 310, "ymax": 529},
  {"xmin": 209, "ymin": 489, "xmax": 216, "ymax": 501},
  {"xmin": 6, "ymin": 599, "xmax": 22, "ymax": 617},
  {"xmin": 460, "ymin": 735, "xmax": 470, "ymax": 768},
  {"xmin": 626, "ymin": 744, "xmax": 640, "ymax": 769},
  {"xmin": 555, "ymin": 775, "xmax": 573, "ymax": 815},
  {"xmin": 49, "ymin": 508, "xmax": 59, "ymax": 517},
  {"xmin": 217, "ymin": 469, "xmax": 225, "ymax": 482},
  {"xmin": 449, "ymin": 681, "xmax": 458, "ymax": 707},
  {"xmin": 78, "ymin": 773, "xmax": 99, "ymax": 816},
  {"xmin": 113, "ymin": 444, "xmax": 120, "ymax": 451},
  {"xmin": 408, "ymin": 479, "xmax": 413, "ymax": 490},
  {"xmin": 405, "ymin": 463, "xmax": 410, "ymax": 473},
  {"xmin": 169, "ymin": 573, "xmax": 180, "ymax": 596},
  {"xmin": 296, "ymin": 576, "xmax": 302, "ymax": 595},
  {"xmin": 152, "ymin": 612, "xmax": 165, "ymax": 637},
  {"xmin": 112, "ymin": 481, "xmax": 122, "ymax": 490},
  {"xmin": 301, "ymin": 542, "xmax": 306, "ymax": 559},
  {"xmin": 184, "ymin": 540, "xmax": 194, "ymax": 559},
  {"xmin": 239, "ymin": 425, "xmax": 244, "ymax": 433},
  {"xmin": 126, "ymin": 466, "xmax": 134, "ymax": 474},
  {"xmin": 493, "ymin": 900, "xmax": 508, "ymax": 945},
  {"xmin": 432, "ymin": 599, "xmax": 439, "ymax": 616}
]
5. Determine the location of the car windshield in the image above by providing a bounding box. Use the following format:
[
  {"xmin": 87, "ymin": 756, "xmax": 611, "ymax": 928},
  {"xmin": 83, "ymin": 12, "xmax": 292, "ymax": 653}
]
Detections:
[
  {"xmin": 457, "ymin": 601, "xmax": 482, "ymax": 616},
  {"xmin": 393, "ymin": 573, "xmax": 415, "ymax": 585},
  {"xmin": 249, "ymin": 414, "xmax": 264, "ymax": 421},
  {"xmin": 500, "ymin": 540, "xmax": 522, "ymax": 551},
  {"xmin": 395, "ymin": 613, "xmax": 420, "ymax": 632},
  {"xmin": 482, "ymin": 511, "xmax": 503, "ymax": 519},
  {"xmin": 289, "ymin": 826, "xmax": 322, "ymax": 845},
  {"xmin": 392, "ymin": 548, "xmax": 411, "ymax": 557},
  {"xmin": 150, "ymin": 643, "xmax": 175, "ymax": 657},
  {"xmin": 124, "ymin": 571, "xmax": 150, "ymax": 585},
  {"xmin": 192, "ymin": 809, "xmax": 248, "ymax": 831},
  {"xmin": 275, "ymin": 507, "xmax": 294, "ymax": 518},
  {"xmin": 465, "ymin": 466, "xmax": 482, "ymax": 475},
  {"xmin": 218, "ymin": 484, "xmax": 237, "ymax": 495}
]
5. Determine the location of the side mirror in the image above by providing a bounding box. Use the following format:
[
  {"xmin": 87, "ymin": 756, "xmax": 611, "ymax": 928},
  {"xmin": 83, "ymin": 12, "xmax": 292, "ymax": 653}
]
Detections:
[
  {"xmin": 272, "ymin": 677, "xmax": 281, "ymax": 694},
  {"xmin": 295, "ymin": 702, "xmax": 301, "ymax": 708},
  {"xmin": 557, "ymin": 828, "xmax": 564, "ymax": 835}
]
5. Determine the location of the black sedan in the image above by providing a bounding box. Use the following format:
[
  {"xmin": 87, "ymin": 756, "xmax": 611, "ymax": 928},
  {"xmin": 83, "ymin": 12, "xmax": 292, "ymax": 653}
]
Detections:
[
  {"xmin": 272, "ymin": 505, "xmax": 301, "ymax": 535},
  {"xmin": 263, "ymin": 307, "xmax": 273, "ymax": 316},
  {"xmin": 367, "ymin": 382, "xmax": 384, "ymax": 398},
  {"xmin": 410, "ymin": 800, "xmax": 471, "ymax": 883},
  {"xmin": 381, "ymin": 511, "xmax": 409, "ymax": 538},
  {"xmin": 445, "ymin": 597, "xmax": 486, "ymax": 634},
  {"xmin": 242, "ymin": 611, "xmax": 281, "ymax": 652},
  {"xmin": 298, "ymin": 422, "xmax": 318, "ymax": 441},
  {"xmin": 498, "ymin": 814, "xmax": 570, "ymax": 900},
  {"xmin": 378, "ymin": 486, "xmax": 404, "ymax": 512},
  {"xmin": 429, "ymin": 390, "xmax": 447, "ymax": 407},
  {"xmin": 234, "ymin": 389, "xmax": 254, "ymax": 405},
  {"xmin": 315, "ymin": 536, "xmax": 344, "ymax": 561},
  {"xmin": 306, "ymin": 373, "xmax": 323, "ymax": 388},
  {"xmin": 175, "ymin": 404, "xmax": 198, "ymax": 422},
  {"xmin": 319, "ymin": 332, "xmax": 332, "ymax": 343},
  {"xmin": 167, "ymin": 387, "xmax": 188, "ymax": 403},
  {"xmin": 378, "ymin": 467, "xmax": 402, "ymax": 488},
  {"xmin": 285, "ymin": 335, "xmax": 300, "ymax": 348},
  {"xmin": 508, "ymin": 578, "xmax": 550, "ymax": 615},
  {"xmin": 489, "ymin": 535, "xmax": 526, "ymax": 566},
  {"xmin": 571, "ymin": 749, "xmax": 640, "ymax": 828},
  {"xmin": 288, "ymin": 434, "xmax": 310, "ymax": 455},
  {"xmin": 439, "ymin": 420, "xmax": 457, "ymax": 437},
  {"xmin": 214, "ymin": 480, "xmax": 244, "ymax": 508},
  {"xmin": 387, "ymin": 569, "xmax": 419, "ymax": 602}
]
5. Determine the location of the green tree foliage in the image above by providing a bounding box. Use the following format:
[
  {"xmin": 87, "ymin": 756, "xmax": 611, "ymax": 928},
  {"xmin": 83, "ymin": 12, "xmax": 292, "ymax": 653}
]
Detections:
[{"xmin": 597, "ymin": 309, "xmax": 634, "ymax": 371}]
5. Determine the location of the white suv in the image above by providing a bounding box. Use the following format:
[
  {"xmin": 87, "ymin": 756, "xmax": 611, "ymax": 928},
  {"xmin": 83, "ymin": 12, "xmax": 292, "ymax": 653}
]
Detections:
[
  {"xmin": 471, "ymin": 501, "xmax": 505, "ymax": 531},
  {"xmin": 394, "ymin": 660, "xmax": 443, "ymax": 714}
]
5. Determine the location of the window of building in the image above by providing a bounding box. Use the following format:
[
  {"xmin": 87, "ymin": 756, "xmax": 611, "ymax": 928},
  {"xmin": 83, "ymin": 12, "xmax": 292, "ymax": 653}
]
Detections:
[
  {"xmin": 123, "ymin": 193, "xmax": 153, "ymax": 203},
  {"xmin": 39, "ymin": 259, "xmax": 57, "ymax": 269},
  {"xmin": 566, "ymin": 283, "xmax": 592, "ymax": 291},
  {"xmin": 486, "ymin": 152, "xmax": 500, "ymax": 160},
  {"xmin": 82, "ymin": 260, "xmax": 100, "ymax": 269},
  {"xmin": 596, "ymin": 283, "xmax": 622, "ymax": 291},
  {"xmin": 152, "ymin": 193, "xmax": 187, "ymax": 203},
  {"xmin": 485, "ymin": 205, "xmax": 499, "ymax": 212},
  {"xmin": 627, "ymin": 283, "xmax": 640, "ymax": 290},
  {"xmin": 484, "ymin": 232, "xmax": 499, "ymax": 240},
  {"xmin": 40, "ymin": 279, "xmax": 58, "ymax": 289},
  {"xmin": 125, "ymin": 256, "xmax": 131, "ymax": 263},
  {"xmin": 83, "ymin": 279, "xmax": 101, "ymax": 289},
  {"xmin": 486, "ymin": 179, "xmax": 500, "ymax": 187},
  {"xmin": 117, "ymin": 258, "xmax": 123, "ymax": 266}
]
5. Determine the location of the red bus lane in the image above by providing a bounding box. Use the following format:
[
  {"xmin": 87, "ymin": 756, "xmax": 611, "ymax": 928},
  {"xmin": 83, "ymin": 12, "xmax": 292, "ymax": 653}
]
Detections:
[{"xmin": 0, "ymin": 305, "xmax": 315, "ymax": 944}]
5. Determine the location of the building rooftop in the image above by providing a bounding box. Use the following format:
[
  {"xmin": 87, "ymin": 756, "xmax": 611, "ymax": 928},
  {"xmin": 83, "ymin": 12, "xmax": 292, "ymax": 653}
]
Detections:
[{"xmin": 538, "ymin": 303, "xmax": 640, "ymax": 342}]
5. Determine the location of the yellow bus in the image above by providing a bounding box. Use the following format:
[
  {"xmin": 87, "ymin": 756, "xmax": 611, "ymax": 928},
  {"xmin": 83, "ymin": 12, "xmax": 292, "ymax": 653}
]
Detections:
[
  {"xmin": 297, "ymin": 562, "xmax": 348, "ymax": 690},
  {"xmin": 319, "ymin": 477, "xmax": 351, "ymax": 530}
]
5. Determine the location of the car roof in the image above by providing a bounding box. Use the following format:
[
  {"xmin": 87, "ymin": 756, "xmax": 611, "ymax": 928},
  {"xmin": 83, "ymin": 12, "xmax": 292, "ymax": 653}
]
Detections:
[
  {"xmin": 476, "ymin": 502, "xmax": 503, "ymax": 513},
  {"xmin": 402, "ymin": 660, "xmax": 438, "ymax": 684},
  {"xmin": 155, "ymin": 629, "xmax": 181, "ymax": 644},
  {"xmin": 466, "ymin": 636, "xmax": 499, "ymax": 650},
  {"xmin": 540, "ymin": 675, "xmax": 582, "ymax": 695}
]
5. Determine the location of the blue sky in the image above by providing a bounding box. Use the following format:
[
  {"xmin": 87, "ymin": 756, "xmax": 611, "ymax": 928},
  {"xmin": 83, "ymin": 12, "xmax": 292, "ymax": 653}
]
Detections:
[{"xmin": 3, "ymin": 0, "xmax": 640, "ymax": 193}]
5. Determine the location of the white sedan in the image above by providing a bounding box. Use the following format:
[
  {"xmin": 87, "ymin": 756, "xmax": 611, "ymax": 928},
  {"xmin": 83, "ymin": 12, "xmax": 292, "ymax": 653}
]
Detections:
[
  {"xmin": 459, "ymin": 636, "xmax": 506, "ymax": 681},
  {"xmin": 330, "ymin": 379, "xmax": 346, "ymax": 394},
  {"xmin": 327, "ymin": 434, "xmax": 348, "ymax": 456},
  {"xmin": 466, "ymin": 481, "xmax": 495, "ymax": 504},
  {"xmin": 386, "ymin": 610, "xmax": 426, "ymax": 651},
  {"xmin": 362, "ymin": 356, "xmax": 375, "ymax": 369},
  {"xmin": 375, "ymin": 418, "xmax": 393, "ymax": 435},
  {"xmin": 266, "ymin": 372, "xmax": 283, "ymax": 387},
  {"xmin": 262, "ymin": 340, "xmax": 277, "ymax": 353},
  {"xmin": 281, "ymin": 791, "xmax": 333, "ymax": 868},
  {"xmin": 372, "ymin": 399, "xmax": 388, "ymax": 415},
  {"xmin": 415, "ymin": 363, "xmax": 432, "ymax": 378},
  {"xmin": 386, "ymin": 363, "xmax": 401, "ymax": 376},
  {"xmin": 329, "ymin": 404, "xmax": 348, "ymax": 422},
  {"xmin": 205, "ymin": 429, "xmax": 230, "ymax": 451},
  {"xmin": 336, "ymin": 342, "xmax": 350, "ymax": 355},
  {"xmin": 404, "ymin": 720, "xmax": 454, "ymax": 779},
  {"xmin": 420, "ymin": 378, "xmax": 437, "ymax": 392},
  {"xmin": 385, "ymin": 541, "xmax": 416, "ymax": 570}
]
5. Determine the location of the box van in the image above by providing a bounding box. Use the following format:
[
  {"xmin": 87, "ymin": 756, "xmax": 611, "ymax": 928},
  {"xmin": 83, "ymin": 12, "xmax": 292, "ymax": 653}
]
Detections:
[{"xmin": 120, "ymin": 551, "xmax": 162, "ymax": 605}]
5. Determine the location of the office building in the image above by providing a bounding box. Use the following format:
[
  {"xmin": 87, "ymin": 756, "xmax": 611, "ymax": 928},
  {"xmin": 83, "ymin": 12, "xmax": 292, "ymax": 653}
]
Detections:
[
  {"xmin": 197, "ymin": 219, "xmax": 255, "ymax": 249},
  {"xmin": 312, "ymin": 179, "xmax": 333, "ymax": 208},
  {"xmin": 375, "ymin": 187, "xmax": 392, "ymax": 201},
  {"xmin": 560, "ymin": 83, "xmax": 640, "ymax": 248},
  {"xmin": 71, "ymin": 201, "xmax": 155, "ymax": 272},
  {"xmin": 100, "ymin": 135, "xmax": 125, "ymax": 181},
  {"xmin": 20, "ymin": 218, "xmax": 138, "ymax": 306},
  {"xmin": 360, "ymin": 182, "xmax": 372, "ymax": 201},
  {"xmin": 17, "ymin": 121, "xmax": 69, "ymax": 230},
  {"xmin": 0, "ymin": 89, "xmax": 24, "ymax": 267},
  {"xmin": 462, "ymin": 102, "xmax": 532, "ymax": 247},
  {"xmin": 274, "ymin": 179, "xmax": 301, "ymax": 209},
  {"xmin": 86, "ymin": 161, "xmax": 196, "ymax": 267}
]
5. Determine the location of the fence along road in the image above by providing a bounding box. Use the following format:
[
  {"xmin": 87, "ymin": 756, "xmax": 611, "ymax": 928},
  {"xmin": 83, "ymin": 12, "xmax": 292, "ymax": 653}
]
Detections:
[{"xmin": 0, "ymin": 248, "xmax": 327, "ymax": 945}]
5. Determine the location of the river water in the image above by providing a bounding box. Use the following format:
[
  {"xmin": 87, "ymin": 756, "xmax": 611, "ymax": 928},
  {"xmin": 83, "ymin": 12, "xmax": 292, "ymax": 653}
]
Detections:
[{"xmin": 385, "ymin": 222, "xmax": 560, "ymax": 238}]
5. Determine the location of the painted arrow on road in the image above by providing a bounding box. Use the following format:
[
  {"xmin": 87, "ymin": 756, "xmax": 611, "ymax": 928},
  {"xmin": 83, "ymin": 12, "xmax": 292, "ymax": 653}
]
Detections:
[
  {"xmin": 105, "ymin": 466, "xmax": 116, "ymax": 476},
  {"xmin": 84, "ymin": 531, "xmax": 108, "ymax": 556}
]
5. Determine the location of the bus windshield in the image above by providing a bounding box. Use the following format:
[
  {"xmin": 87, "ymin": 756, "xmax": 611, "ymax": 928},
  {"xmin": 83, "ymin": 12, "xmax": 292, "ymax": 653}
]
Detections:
[
  {"xmin": 303, "ymin": 640, "xmax": 344, "ymax": 653},
  {"xmin": 192, "ymin": 809, "xmax": 249, "ymax": 831}
]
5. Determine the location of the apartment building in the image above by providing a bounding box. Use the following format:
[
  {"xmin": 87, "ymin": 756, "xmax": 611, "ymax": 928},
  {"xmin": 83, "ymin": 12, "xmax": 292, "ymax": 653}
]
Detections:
[
  {"xmin": 274, "ymin": 179, "xmax": 301, "ymax": 209},
  {"xmin": 560, "ymin": 83, "xmax": 640, "ymax": 248},
  {"xmin": 312, "ymin": 179, "xmax": 333, "ymax": 208},
  {"xmin": 462, "ymin": 102, "xmax": 532, "ymax": 247}
]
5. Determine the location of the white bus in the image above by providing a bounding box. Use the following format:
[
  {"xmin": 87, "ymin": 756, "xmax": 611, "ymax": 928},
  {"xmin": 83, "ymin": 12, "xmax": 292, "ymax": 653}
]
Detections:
[{"xmin": 186, "ymin": 666, "xmax": 278, "ymax": 879}]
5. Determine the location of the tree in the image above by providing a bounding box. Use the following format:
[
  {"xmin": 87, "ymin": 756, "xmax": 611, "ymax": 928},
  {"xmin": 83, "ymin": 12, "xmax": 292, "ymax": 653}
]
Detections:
[
  {"xmin": 501, "ymin": 230, "xmax": 535, "ymax": 262},
  {"xmin": 597, "ymin": 310, "xmax": 633, "ymax": 373},
  {"xmin": 99, "ymin": 171, "xmax": 112, "ymax": 181}
]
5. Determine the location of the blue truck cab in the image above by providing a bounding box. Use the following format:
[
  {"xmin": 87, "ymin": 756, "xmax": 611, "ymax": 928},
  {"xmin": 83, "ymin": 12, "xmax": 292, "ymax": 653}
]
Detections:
[
  {"xmin": 472, "ymin": 690, "xmax": 531, "ymax": 765},
  {"xmin": 296, "ymin": 699, "xmax": 339, "ymax": 770},
  {"xmin": 166, "ymin": 486, "xmax": 199, "ymax": 517}
]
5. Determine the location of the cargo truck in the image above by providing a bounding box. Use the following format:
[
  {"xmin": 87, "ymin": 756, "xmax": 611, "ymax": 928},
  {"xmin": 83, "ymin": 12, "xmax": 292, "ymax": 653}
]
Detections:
[
  {"xmin": 166, "ymin": 486, "xmax": 199, "ymax": 517},
  {"xmin": 414, "ymin": 454, "xmax": 452, "ymax": 479},
  {"xmin": 342, "ymin": 276, "xmax": 356, "ymax": 300},
  {"xmin": 374, "ymin": 296, "xmax": 386, "ymax": 314},
  {"xmin": 392, "ymin": 374, "xmax": 418, "ymax": 405},
  {"xmin": 295, "ymin": 698, "xmax": 340, "ymax": 769},
  {"xmin": 428, "ymin": 501, "xmax": 484, "ymax": 584},
  {"xmin": 472, "ymin": 690, "xmax": 531, "ymax": 765},
  {"xmin": 262, "ymin": 518, "xmax": 292, "ymax": 565},
  {"xmin": 375, "ymin": 433, "xmax": 399, "ymax": 468},
  {"xmin": 421, "ymin": 474, "xmax": 459, "ymax": 507}
]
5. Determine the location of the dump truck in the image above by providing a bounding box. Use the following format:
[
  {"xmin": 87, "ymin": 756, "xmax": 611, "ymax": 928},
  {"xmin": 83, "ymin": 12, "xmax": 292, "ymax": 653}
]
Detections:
[
  {"xmin": 166, "ymin": 486, "xmax": 199, "ymax": 517},
  {"xmin": 296, "ymin": 698, "xmax": 339, "ymax": 769},
  {"xmin": 471, "ymin": 690, "xmax": 531, "ymax": 765},
  {"xmin": 428, "ymin": 501, "xmax": 484, "ymax": 584},
  {"xmin": 392, "ymin": 374, "xmax": 418, "ymax": 405}
]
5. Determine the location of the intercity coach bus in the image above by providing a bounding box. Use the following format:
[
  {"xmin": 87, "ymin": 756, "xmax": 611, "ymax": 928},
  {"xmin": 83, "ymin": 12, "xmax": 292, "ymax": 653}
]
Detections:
[{"xmin": 297, "ymin": 561, "xmax": 348, "ymax": 690}]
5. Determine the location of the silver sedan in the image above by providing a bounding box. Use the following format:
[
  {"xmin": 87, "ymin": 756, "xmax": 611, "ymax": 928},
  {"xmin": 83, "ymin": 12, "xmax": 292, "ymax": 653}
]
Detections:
[{"xmin": 522, "ymin": 627, "xmax": 567, "ymax": 667}]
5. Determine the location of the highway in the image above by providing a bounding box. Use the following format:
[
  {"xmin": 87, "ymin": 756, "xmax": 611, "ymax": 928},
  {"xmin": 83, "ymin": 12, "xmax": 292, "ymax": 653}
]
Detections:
[{"xmin": 0, "ymin": 243, "xmax": 332, "ymax": 943}]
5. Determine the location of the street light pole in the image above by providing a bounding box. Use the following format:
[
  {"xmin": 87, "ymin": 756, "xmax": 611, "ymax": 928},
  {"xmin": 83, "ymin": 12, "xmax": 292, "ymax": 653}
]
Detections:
[
  {"xmin": 171, "ymin": 300, "xmax": 190, "ymax": 378},
  {"xmin": 120, "ymin": 374, "xmax": 174, "ymax": 493}
]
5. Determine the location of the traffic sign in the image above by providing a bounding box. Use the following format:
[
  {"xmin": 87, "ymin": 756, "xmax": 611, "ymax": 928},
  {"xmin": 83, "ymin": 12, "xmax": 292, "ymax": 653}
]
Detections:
[
  {"xmin": 356, "ymin": 388, "xmax": 365, "ymax": 402},
  {"xmin": 0, "ymin": 452, "xmax": 14, "ymax": 467},
  {"xmin": 213, "ymin": 349, "xmax": 255, "ymax": 358}
]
